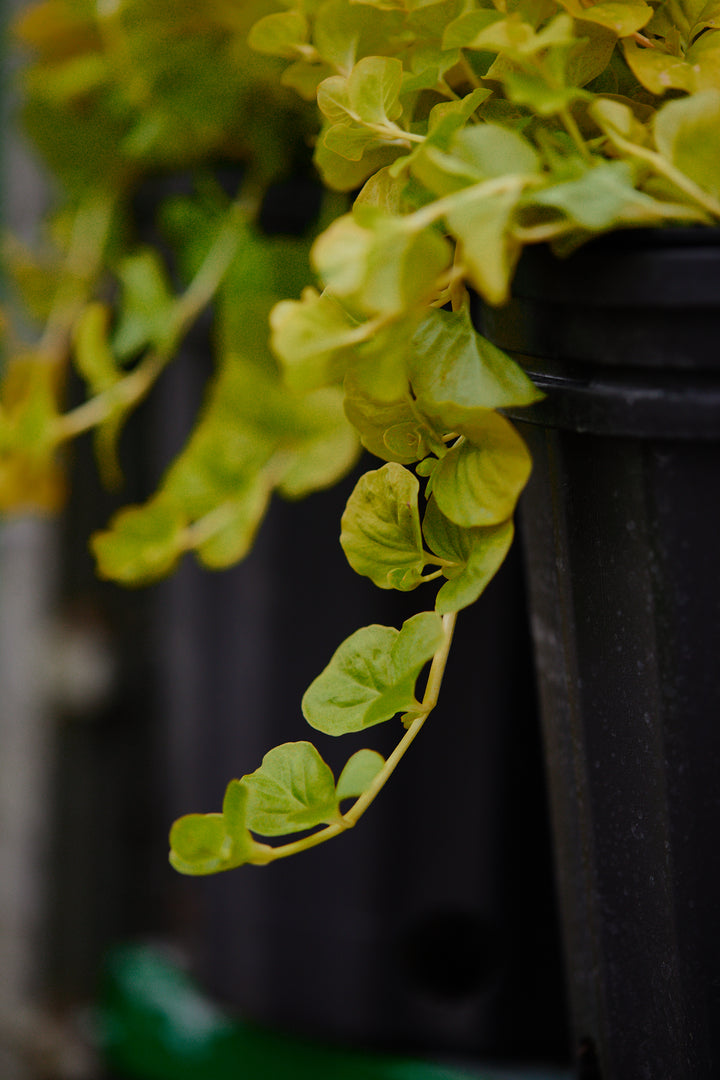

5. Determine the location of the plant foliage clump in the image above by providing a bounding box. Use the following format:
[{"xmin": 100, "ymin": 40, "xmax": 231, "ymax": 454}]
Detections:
[{"xmin": 4, "ymin": 0, "xmax": 719, "ymax": 870}]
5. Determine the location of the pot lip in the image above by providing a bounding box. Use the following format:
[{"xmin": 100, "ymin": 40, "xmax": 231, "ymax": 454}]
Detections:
[
  {"xmin": 503, "ymin": 360, "xmax": 720, "ymax": 439},
  {"xmin": 508, "ymin": 224, "xmax": 720, "ymax": 308},
  {"xmin": 561, "ymin": 224, "xmax": 720, "ymax": 252}
]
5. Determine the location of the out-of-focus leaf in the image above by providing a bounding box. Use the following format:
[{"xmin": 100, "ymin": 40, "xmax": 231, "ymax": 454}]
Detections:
[
  {"xmin": 92, "ymin": 498, "xmax": 187, "ymax": 585},
  {"xmin": 654, "ymin": 89, "xmax": 720, "ymax": 197}
]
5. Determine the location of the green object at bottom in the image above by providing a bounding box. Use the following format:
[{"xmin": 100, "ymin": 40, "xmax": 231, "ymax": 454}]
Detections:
[{"xmin": 96, "ymin": 945, "xmax": 567, "ymax": 1080}]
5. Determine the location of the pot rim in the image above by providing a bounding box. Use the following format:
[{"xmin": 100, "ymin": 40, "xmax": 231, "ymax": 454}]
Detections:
[{"xmin": 509, "ymin": 225, "xmax": 720, "ymax": 309}]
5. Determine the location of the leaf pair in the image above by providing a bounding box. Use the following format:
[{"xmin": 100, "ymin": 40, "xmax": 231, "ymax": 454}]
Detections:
[
  {"xmin": 340, "ymin": 461, "xmax": 518, "ymax": 613},
  {"xmin": 169, "ymin": 743, "xmax": 387, "ymax": 874},
  {"xmin": 343, "ymin": 303, "xmax": 541, "ymax": 465},
  {"xmin": 169, "ymin": 781, "xmax": 270, "ymax": 876},
  {"xmin": 245, "ymin": 743, "xmax": 386, "ymax": 832}
]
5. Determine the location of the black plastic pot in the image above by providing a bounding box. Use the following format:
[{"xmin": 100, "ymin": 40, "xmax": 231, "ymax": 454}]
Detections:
[{"xmin": 476, "ymin": 228, "xmax": 720, "ymax": 1080}]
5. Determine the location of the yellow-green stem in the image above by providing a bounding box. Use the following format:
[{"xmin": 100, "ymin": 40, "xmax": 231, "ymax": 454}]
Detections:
[
  {"xmin": 53, "ymin": 199, "xmax": 248, "ymax": 444},
  {"xmin": 409, "ymin": 175, "xmax": 538, "ymax": 233},
  {"xmin": 37, "ymin": 192, "xmax": 116, "ymax": 365},
  {"xmin": 607, "ymin": 132, "xmax": 720, "ymax": 219},
  {"xmin": 560, "ymin": 107, "xmax": 592, "ymax": 163}
]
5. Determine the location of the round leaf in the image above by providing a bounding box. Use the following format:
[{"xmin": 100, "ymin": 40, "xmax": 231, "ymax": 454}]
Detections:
[
  {"xmin": 336, "ymin": 749, "xmax": 386, "ymax": 801},
  {"xmin": 243, "ymin": 742, "xmax": 340, "ymax": 837},
  {"xmin": 92, "ymin": 498, "xmax": 187, "ymax": 585},
  {"xmin": 432, "ymin": 414, "xmax": 531, "ymax": 527},
  {"xmin": 302, "ymin": 612, "xmax": 444, "ymax": 735},
  {"xmin": 423, "ymin": 497, "xmax": 515, "ymax": 613},
  {"xmin": 410, "ymin": 306, "xmax": 542, "ymax": 415},
  {"xmin": 169, "ymin": 783, "xmax": 270, "ymax": 875},
  {"xmin": 169, "ymin": 814, "xmax": 229, "ymax": 876},
  {"xmin": 340, "ymin": 462, "xmax": 428, "ymax": 589}
]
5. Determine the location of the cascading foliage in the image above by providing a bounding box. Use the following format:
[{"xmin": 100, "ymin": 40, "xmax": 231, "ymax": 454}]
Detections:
[{"xmin": 4, "ymin": 0, "xmax": 720, "ymax": 872}]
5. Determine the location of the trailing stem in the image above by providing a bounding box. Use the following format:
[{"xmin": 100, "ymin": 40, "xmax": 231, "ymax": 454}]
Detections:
[
  {"xmin": 52, "ymin": 200, "xmax": 250, "ymax": 444},
  {"xmin": 267, "ymin": 612, "xmax": 458, "ymax": 861}
]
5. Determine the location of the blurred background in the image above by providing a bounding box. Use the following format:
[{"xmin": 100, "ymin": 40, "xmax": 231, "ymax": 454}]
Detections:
[{"xmin": 0, "ymin": 2, "xmax": 571, "ymax": 1077}]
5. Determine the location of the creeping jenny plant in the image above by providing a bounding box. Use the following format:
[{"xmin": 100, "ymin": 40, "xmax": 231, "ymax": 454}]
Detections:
[{"xmin": 5, "ymin": 0, "xmax": 720, "ymax": 873}]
